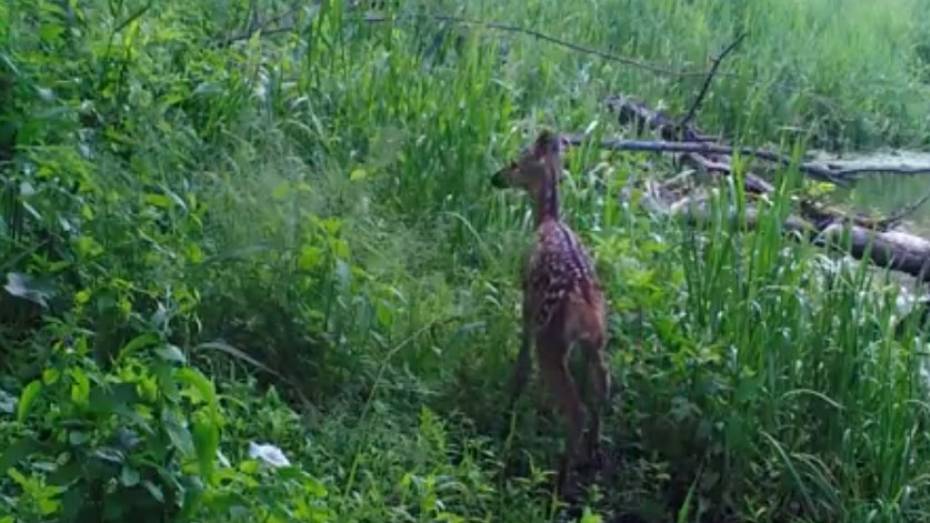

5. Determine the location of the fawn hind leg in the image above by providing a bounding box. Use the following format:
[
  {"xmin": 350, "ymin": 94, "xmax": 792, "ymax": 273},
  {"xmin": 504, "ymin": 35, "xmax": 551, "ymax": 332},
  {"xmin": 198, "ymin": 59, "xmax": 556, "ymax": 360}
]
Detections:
[
  {"xmin": 537, "ymin": 335, "xmax": 586, "ymax": 494},
  {"xmin": 580, "ymin": 336, "xmax": 610, "ymax": 464}
]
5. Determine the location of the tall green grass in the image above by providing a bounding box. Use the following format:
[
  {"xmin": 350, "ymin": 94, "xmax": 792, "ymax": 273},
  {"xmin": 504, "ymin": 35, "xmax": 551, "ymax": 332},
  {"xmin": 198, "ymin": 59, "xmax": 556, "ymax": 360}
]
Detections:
[{"xmin": 3, "ymin": 0, "xmax": 930, "ymax": 521}]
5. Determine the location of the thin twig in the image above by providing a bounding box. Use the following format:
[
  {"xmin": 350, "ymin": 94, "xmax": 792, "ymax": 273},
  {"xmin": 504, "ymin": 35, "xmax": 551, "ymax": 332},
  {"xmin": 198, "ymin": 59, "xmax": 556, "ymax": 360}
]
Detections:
[
  {"xmin": 220, "ymin": 3, "xmax": 306, "ymax": 46},
  {"xmin": 112, "ymin": 0, "xmax": 153, "ymax": 34},
  {"xmin": 365, "ymin": 14, "xmax": 699, "ymax": 77},
  {"xmin": 679, "ymin": 32, "xmax": 747, "ymax": 131},
  {"xmin": 880, "ymin": 188, "xmax": 930, "ymax": 228}
]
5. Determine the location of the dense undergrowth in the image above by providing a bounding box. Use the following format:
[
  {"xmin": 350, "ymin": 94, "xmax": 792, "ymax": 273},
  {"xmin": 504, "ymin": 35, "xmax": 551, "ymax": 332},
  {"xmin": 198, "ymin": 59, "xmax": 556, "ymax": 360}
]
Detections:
[{"xmin": 4, "ymin": 0, "xmax": 930, "ymax": 521}]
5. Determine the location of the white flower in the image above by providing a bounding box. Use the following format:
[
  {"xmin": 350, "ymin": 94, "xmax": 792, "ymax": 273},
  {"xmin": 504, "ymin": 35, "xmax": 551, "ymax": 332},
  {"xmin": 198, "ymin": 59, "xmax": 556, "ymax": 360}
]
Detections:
[{"xmin": 248, "ymin": 441, "xmax": 291, "ymax": 468}]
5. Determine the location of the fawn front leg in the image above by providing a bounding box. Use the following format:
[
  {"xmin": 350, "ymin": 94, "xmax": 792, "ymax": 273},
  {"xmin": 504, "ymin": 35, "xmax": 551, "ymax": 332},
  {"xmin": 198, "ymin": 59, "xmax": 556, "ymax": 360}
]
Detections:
[{"xmin": 537, "ymin": 337, "xmax": 586, "ymax": 496}]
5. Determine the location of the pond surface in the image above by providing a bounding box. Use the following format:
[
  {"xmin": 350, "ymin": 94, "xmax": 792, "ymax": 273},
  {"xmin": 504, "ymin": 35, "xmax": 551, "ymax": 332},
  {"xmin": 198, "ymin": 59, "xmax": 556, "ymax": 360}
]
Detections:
[{"xmin": 816, "ymin": 150, "xmax": 930, "ymax": 236}]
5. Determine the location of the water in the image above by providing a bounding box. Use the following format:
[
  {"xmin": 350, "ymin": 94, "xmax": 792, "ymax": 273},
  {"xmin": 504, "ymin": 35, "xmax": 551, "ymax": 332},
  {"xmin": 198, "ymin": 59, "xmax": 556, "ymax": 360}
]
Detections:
[
  {"xmin": 804, "ymin": 150, "xmax": 930, "ymax": 317},
  {"xmin": 817, "ymin": 150, "xmax": 930, "ymax": 235}
]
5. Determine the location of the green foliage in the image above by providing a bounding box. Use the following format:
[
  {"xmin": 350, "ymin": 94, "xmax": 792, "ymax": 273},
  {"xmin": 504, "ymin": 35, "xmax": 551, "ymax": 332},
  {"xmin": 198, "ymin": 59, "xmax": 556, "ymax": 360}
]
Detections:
[{"xmin": 4, "ymin": 0, "xmax": 930, "ymax": 521}]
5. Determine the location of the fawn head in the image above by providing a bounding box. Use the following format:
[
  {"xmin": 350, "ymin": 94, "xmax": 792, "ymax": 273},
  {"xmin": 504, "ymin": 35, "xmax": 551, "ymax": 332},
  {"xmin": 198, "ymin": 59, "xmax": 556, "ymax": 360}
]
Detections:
[{"xmin": 491, "ymin": 130, "xmax": 568, "ymax": 194}]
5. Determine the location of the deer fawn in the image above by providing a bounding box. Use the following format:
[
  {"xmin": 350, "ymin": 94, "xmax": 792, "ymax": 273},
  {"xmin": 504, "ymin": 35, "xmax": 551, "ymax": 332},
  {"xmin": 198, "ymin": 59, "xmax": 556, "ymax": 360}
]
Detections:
[{"xmin": 492, "ymin": 130, "xmax": 610, "ymax": 495}]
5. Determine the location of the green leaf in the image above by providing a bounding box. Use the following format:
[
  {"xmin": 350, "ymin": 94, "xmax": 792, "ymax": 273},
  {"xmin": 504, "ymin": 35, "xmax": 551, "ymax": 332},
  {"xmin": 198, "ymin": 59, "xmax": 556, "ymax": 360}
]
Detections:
[
  {"xmin": 68, "ymin": 431, "xmax": 89, "ymax": 445},
  {"xmin": 6, "ymin": 467, "xmax": 27, "ymax": 486},
  {"xmin": 303, "ymin": 475, "xmax": 328, "ymax": 498},
  {"xmin": 75, "ymin": 289, "xmax": 91, "ymax": 305},
  {"xmin": 143, "ymin": 480, "xmax": 164, "ymax": 503},
  {"xmin": 118, "ymin": 333, "xmax": 160, "ymax": 360},
  {"xmin": 349, "ymin": 168, "xmax": 367, "ymax": 181},
  {"xmin": 92, "ymin": 447, "xmax": 125, "ymax": 465},
  {"xmin": 580, "ymin": 507, "xmax": 603, "ymax": 523},
  {"xmin": 17, "ymin": 380, "xmax": 43, "ymax": 422},
  {"xmin": 4, "ymin": 272, "xmax": 53, "ymax": 308},
  {"xmin": 271, "ymin": 181, "xmax": 291, "ymax": 200},
  {"xmin": 87, "ymin": 383, "xmax": 140, "ymax": 416},
  {"xmin": 73, "ymin": 235, "xmax": 104, "ymax": 258},
  {"xmin": 331, "ymin": 238, "xmax": 351, "ymax": 259},
  {"xmin": 186, "ymin": 243, "xmax": 204, "ymax": 264},
  {"xmin": 0, "ymin": 438, "xmax": 43, "ymax": 472},
  {"xmin": 42, "ymin": 367, "xmax": 60, "ymax": 385},
  {"xmin": 298, "ymin": 246, "xmax": 323, "ymax": 270},
  {"xmin": 48, "ymin": 459, "xmax": 82, "ymax": 486},
  {"xmin": 70, "ymin": 368, "xmax": 91, "ymax": 408},
  {"xmin": 39, "ymin": 23, "xmax": 65, "ymax": 43},
  {"xmin": 38, "ymin": 495, "xmax": 61, "ymax": 516},
  {"xmin": 143, "ymin": 193, "xmax": 172, "ymax": 208},
  {"xmin": 120, "ymin": 465, "xmax": 140, "ymax": 487},
  {"xmin": 320, "ymin": 217, "xmax": 342, "ymax": 235},
  {"xmin": 162, "ymin": 409, "xmax": 194, "ymax": 456},
  {"xmin": 375, "ymin": 302, "xmax": 393, "ymax": 326},
  {"xmin": 192, "ymin": 418, "xmax": 219, "ymax": 483},
  {"xmin": 176, "ymin": 368, "xmax": 217, "ymax": 408},
  {"xmin": 156, "ymin": 344, "xmax": 187, "ymax": 364}
]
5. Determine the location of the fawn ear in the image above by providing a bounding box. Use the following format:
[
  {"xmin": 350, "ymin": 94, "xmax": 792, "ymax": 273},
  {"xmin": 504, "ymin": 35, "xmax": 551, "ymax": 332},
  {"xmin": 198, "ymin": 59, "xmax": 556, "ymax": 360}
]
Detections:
[
  {"xmin": 532, "ymin": 130, "xmax": 563, "ymax": 158},
  {"xmin": 556, "ymin": 134, "xmax": 570, "ymax": 154}
]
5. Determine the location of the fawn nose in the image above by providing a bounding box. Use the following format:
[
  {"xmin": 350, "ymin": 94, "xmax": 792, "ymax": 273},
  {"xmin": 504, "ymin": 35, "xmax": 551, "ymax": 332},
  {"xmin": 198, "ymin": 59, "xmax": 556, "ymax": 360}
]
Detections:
[
  {"xmin": 491, "ymin": 168, "xmax": 508, "ymax": 188},
  {"xmin": 491, "ymin": 162, "xmax": 517, "ymax": 188}
]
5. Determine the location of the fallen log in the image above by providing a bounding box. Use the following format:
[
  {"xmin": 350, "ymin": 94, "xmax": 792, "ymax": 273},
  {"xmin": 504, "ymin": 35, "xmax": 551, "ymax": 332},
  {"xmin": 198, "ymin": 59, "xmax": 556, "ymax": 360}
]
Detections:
[
  {"xmin": 606, "ymin": 94, "xmax": 712, "ymax": 142},
  {"xmin": 566, "ymin": 133, "xmax": 845, "ymax": 184},
  {"xmin": 679, "ymin": 152, "xmax": 776, "ymax": 194},
  {"xmin": 601, "ymin": 95, "xmax": 930, "ymax": 183},
  {"xmin": 818, "ymin": 226, "xmax": 930, "ymax": 281},
  {"xmin": 678, "ymin": 32, "xmax": 747, "ymax": 131},
  {"xmin": 600, "ymin": 91, "xmax": 930, "ymax": 284},
  {"xmin": 638, "ymin": 180, "xmax": 930, "ymax": 282}
]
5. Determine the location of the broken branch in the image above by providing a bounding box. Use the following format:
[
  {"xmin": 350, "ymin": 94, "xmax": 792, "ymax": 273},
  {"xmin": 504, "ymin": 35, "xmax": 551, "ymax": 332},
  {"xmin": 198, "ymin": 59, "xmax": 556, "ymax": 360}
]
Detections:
[
  {"xmin": 679, "ymin": 32, "xmax": 747, "ymax": 131},
  {"xmin": 878, "ymin": 187, "xmax": 930, "ymax": 230},
  {"xmin": 603, "ymin": 95, "xmax": 930, "ymax": 184},
  {"xmin": 640, "ymin": 184, "xmax": 930, "ymax": 282},
  {"xmin": 220, "ymin": 3, "xmax": 304, "ymax": 46}
]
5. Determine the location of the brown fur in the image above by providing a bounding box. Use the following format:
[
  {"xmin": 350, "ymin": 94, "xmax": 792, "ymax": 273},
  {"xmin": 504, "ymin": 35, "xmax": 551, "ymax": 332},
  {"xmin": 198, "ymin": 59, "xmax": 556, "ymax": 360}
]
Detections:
[{"xmin": 492, "ymin": 130, "xmax": 610, "ymax": 495}]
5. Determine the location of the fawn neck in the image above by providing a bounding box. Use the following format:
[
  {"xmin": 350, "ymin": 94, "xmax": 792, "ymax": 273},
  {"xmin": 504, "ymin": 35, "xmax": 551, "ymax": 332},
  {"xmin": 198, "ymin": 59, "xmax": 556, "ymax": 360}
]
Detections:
[{"xmin": 533, "ymin": 160, "xmax": 560, "ymax": 226}]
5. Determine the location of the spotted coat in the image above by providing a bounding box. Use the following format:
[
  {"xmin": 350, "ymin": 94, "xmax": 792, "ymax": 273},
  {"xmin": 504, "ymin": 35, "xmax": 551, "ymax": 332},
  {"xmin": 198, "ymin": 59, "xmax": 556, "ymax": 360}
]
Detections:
[{"xmin": 525, "ymin": 218, "xmax": 599, "ymax": 328}]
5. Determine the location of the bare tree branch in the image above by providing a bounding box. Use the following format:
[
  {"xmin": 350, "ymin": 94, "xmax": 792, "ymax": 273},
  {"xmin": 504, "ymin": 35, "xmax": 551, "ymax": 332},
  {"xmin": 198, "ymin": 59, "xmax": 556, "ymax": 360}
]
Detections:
[
  {"xmin": 679, "ymin": 32, "xmax": 747, "ymax": 131},
  {"xmin": 878, "ymin": 188, "xmax": 930, "ymax": 229},
  {"xmin": 639, "ymin": 178, "xmax": 930, "ymax": 283},
  {"xmin": 220, "ymin": 3, "xmax": 306, "ymax": 46},
  {"xmin": 679, "ymin": 152, "xmax": 776, "ymax": 194}
]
